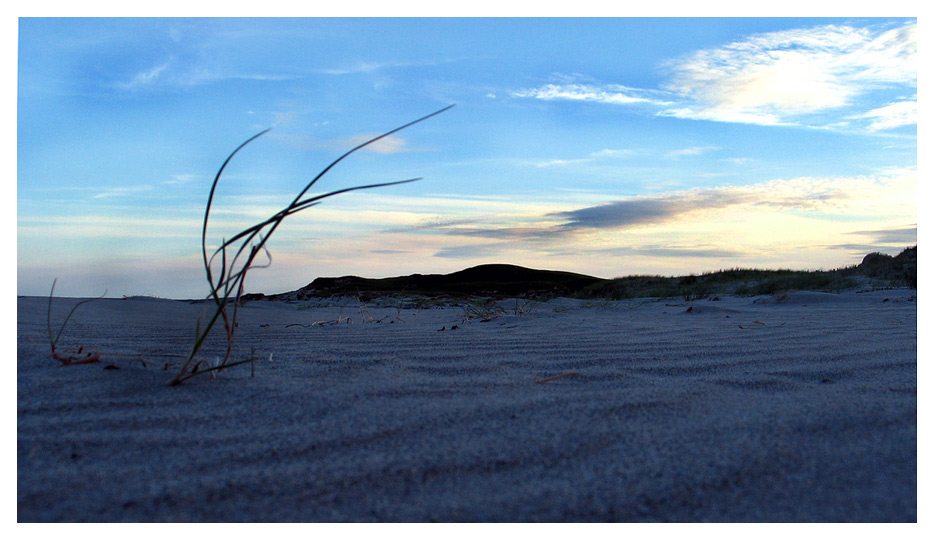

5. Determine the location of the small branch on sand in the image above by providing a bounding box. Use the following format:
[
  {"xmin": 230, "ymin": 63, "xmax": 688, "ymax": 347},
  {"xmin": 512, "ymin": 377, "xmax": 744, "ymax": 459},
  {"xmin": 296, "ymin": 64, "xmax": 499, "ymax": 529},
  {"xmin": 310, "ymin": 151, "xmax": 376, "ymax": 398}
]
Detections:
[
  {"xmin": 52, "ymin": 349, "xmax": 101, "ymax": 365},
  {"xmin": 286, "ymin": 316, "xmax": 351, "ymax": 328},
  {"xmin": 535, "ymin": 371, "xmax": 577, "ymax": 384}
]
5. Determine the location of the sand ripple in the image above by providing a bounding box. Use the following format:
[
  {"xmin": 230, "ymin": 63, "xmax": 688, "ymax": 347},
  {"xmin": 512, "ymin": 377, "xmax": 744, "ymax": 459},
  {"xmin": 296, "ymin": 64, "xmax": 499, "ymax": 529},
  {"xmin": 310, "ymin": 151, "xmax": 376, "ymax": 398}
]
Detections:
[{"xmin": 17, "ymin": 291, "xmax": 916, "ymax": 521}]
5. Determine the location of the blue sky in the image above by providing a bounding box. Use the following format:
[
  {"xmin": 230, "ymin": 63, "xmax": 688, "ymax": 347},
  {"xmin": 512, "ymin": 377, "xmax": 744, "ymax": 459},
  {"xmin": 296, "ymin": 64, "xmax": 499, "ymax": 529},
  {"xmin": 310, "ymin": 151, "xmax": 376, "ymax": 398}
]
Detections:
[{"xmin": 16, "ymin": 17, "xmax": 917, "ymax": 299}]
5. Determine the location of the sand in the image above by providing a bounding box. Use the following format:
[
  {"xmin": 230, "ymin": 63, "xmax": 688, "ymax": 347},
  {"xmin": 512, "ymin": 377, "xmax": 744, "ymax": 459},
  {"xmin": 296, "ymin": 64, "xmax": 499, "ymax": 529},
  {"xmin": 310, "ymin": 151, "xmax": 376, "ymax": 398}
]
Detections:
[{"xmin": 16, "ymin": 289, "xmax": 917, "ymax": 522}]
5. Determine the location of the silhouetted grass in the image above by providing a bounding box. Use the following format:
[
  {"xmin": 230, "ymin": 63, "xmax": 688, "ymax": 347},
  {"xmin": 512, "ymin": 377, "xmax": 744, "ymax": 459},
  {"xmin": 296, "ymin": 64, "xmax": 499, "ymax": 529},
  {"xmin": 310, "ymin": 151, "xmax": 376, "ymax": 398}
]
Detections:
[
  {"xmin": 170, "ymin": 105, "xmax": 454, "ymax": 385},
  {"xmin": 581, "ymin": 247, "xmax": 916, "ymax": 300},
  {"xmin": 46, "ymin": 279, "xmax": 107, "ymax": 365},
  {"xmin": 582, "ymin": 269, "xmax": 859, "ymax": 300},
  {"xmin": 839, "ymin": 246, "xmax": 917, "ymax": 288}
]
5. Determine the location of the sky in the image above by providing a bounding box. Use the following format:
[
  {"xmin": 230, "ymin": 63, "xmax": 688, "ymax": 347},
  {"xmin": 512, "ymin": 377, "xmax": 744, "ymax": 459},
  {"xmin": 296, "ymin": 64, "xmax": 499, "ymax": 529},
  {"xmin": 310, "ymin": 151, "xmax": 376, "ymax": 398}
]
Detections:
[{"xmin": 16, "ymin": 16, "xmax": 918, "ymax": 299}]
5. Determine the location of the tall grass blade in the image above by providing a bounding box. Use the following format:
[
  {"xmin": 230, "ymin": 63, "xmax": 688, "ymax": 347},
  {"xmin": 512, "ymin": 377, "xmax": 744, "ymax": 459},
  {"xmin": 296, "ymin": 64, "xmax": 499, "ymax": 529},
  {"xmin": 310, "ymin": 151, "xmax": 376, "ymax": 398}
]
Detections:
[
  {"xmin": 170, "ymin": 105, "xmax": 453, "ymax": 384},
  {"xmin": 46, "ymin": 278, "xmax": 107, "ymax": 359}
]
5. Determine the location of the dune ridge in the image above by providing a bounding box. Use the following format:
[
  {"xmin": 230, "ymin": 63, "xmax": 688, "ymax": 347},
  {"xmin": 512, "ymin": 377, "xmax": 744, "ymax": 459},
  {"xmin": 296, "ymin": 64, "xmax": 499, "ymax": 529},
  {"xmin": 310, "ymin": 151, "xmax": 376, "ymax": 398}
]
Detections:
[{"xmin": 248, "ymin": 246, "xmax": 917, "ymax": 302}]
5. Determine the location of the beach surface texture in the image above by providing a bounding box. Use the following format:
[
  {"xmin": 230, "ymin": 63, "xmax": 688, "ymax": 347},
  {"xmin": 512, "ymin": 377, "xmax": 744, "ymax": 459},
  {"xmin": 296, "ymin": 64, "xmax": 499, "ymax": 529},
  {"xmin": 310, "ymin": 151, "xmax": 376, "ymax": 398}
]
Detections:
[{"xmin": 17, "ymin": 289, "xmax": 916, "ymax": 522}]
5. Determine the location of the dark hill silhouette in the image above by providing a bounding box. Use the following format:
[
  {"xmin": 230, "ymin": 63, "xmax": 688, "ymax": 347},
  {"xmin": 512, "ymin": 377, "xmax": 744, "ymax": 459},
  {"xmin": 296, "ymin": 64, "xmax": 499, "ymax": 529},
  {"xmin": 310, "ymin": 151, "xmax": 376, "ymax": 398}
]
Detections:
[
  {"xmin": 260, "ymin": 264, "xmax": 604, "ymax": 301},
  {"xmin": 246, "ymin": 246, "xmax": 916, "ymax": 302}
]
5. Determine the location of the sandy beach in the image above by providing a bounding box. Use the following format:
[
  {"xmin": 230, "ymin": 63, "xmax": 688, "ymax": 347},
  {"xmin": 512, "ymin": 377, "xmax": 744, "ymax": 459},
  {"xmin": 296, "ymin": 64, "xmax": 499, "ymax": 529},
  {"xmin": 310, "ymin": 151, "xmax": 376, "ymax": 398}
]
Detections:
[{"xmin": 17, "ymin": 289, "xmax": 916, "ymax": 522}]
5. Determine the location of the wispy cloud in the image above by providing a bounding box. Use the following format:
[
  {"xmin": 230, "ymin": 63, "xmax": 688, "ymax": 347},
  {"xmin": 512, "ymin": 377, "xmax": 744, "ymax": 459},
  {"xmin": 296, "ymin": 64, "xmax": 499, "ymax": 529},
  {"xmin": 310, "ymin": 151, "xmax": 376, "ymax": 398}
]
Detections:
[
  {"xmin": 630, "ymin": 246, "xmax": 746, "ymax": 259},
  {"xmin": 91, "ymin": 185, "xmax": 154, "ymax": 199},
  {"xmin": 512, "ymin": 82, "xmax": 670, "ymax": 106},
  {"xmin": 318, "ymin": 59, "xmax": 449, "ymax": 75},
  {"xmin": 661, "ymin": 22, "xmax": 916, "ymax": 129},
  {"xmin": 117, "ymin": 63, "xmax": 170, "ymax": 90},
  {"xmin": 335, "ymin": 134, "xmax": 411, "ymax": 154},
  {"xmin": 116, "ymin": 59, "xmax": 299, "ymax": 91},
  {"xmin": 406, "ymin": 170, "xmax": 915, "ymax": 273},
  {"xmin": 532, "ymin": 158, "xmax": 591, "ymax": 168},
  {"xmin": 273, "ymin": 132, "xmax": 414, "ymax": 155},
  {"xmin": 426, "ymin": 171, "xmax": 916, "ymax": 242},
  {"xmin": 512, "ymin": 22, "xmax": 916, "ymax": 133},
  {"xmin": 826, "ymin": 226, "xmax": 916, "ymax": 258},
  {"xmin": 433, "ymin": 243, "xmax": 512, "ymax": 260},
  {"xmin": 165, "ymin": 174, "xmax": 201, "ymax": 186},
  {"xmin": 590, "ymin": 149, "xmax": 635, "ymax": 159},
  {"xmin": 720, "ymin": 157, "xmax": 754, "ymax": 165},
  {"xmin": 857, "ymin": 99, "xmax": 917, "ymax": 132},
  {"xmin": 845, "ymin": 226, "xmax": 917, "ymax": 244},
  {"xmin": 529, "ymin": 147, "xmax": 635, "ymax": 168},
  {"xmin": 441, "ymin": 226, "xmax": 559, "ymax": 242},
  {"xmin": 318, "ymin": 62, "xmax": 397, "ymax": 75},
  {"xmin": 17, "ymin": 214, "xmax": 201, "ymax": 239},
  {"xmin": 550, "ymin": 190, "xmax": 750, "ymax": 232},
  {"xmin": 665, "ymin": 146, "xmax": 720, "ymax": 159},
  {"xmin": 387, "ymin": 217, "xmax": 482, "ymax": 234}
]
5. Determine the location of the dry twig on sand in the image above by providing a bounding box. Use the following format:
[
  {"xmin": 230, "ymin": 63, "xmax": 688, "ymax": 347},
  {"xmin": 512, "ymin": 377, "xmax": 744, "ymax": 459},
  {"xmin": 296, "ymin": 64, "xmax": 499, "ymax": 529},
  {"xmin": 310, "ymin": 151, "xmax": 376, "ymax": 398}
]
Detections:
[{"xmin": 535, "ymin": 371, "xmax": 577, "ymax": 384}]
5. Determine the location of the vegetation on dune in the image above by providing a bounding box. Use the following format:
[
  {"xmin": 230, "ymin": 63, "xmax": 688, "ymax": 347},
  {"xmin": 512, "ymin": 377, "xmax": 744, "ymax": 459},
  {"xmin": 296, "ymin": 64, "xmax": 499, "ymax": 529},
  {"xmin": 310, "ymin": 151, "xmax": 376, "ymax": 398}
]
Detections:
[
  {"xmin": 842, "ymin": 246, "xmax": 917, "ymax": 288},
  {"xmin": 252, "ymin": 246, "xmax": 917, "ymax": 303},
  {"xmin": 582, "ymin": 246, "xmax": 916, "ymax": 300}
]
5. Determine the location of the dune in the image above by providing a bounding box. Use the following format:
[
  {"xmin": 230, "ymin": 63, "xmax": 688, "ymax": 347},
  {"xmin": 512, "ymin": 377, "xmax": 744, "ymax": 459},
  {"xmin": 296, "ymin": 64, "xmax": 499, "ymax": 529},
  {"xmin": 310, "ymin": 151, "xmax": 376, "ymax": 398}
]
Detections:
[{"xmin": 16, "ymin": 288, "xmax": 916, "ymax": 522}]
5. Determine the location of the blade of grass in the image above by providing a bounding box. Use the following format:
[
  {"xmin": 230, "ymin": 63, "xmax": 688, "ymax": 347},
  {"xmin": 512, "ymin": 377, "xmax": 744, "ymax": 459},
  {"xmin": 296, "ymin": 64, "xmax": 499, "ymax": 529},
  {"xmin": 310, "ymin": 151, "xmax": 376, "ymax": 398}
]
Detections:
[
  {"xmin": 202, "ymin": 129, "xmax": 271, "ymax": 292},
  {"xmin": 47, "ymin": 278, "xmax": 107, "ymax": 359},
  {"xmin": 170, "ymin": 105, "xmax": 453, "ymax": 384}
]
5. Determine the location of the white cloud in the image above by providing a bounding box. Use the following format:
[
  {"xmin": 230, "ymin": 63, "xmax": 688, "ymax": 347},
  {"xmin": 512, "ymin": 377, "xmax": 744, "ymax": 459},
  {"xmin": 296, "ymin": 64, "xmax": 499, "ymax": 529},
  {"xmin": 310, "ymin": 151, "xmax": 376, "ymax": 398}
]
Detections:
[
  {"xmin": 665, "ymin": 146, "xmax": 720, "ymax": 159},
  {"xmin": 337, "ymin": 134, "xmax": 410, "ymax": 154},
  {"xmin": 533, "ymin": 158, "xmax": 590, "ymax": 168},
  {"xmin": 318, "ymin": 59, "xmax": 448, "ymax": 75},
  {"xmin": 589, "ymin": 149, "xmax": 634, "ymax": 159},
  {"xmin": 512, "ymin": 83, "xmax": 668, "ymax": 106},
  {"xmin": 118, "ymin": 63, "xmax": 170, "ymax": 89},
  {"xmin": 527, "ymin": 147, "xmax": 634, "ymax": 168},
  {"xmin": 272, "ymin": 111, "xmax": 301, "ymax": 126},
  {"xmin": 116, "ymin": 60, "xmax": 299, "ymax": 91},
  {"xmin": 166, "ymin": 174, "xmax": 201, "ymax": 185},
  {"xmin": 273, "ymin": 132, "xmax": 413, "ymax": 155},
  {"xmin": 91, "ymin": 185, "xmax": 154, "ymax": 199},
  {"xmin": 858, "ymin": 99, "xmax": 917, "ymax": 132},
  {"xmin": 663, "ymin": 106, "xmax": 785, "ymax": 126},
  {"xmin": 721, "ymin": 157, "xmax": 753, "ymax": 165},
  {"xmin": 513, "ymin": 22, "xmax": 916, "ymax": 134},
  {"xmin": 661, "ymin": 22, "xmax": 916, "ymax": 127}
]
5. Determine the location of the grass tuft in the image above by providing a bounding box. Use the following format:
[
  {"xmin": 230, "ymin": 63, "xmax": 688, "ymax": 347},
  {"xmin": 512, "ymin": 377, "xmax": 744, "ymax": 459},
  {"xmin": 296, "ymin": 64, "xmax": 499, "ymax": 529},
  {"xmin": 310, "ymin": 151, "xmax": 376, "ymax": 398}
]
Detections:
[
  {"xmin": 46, "ymin": 279, "xmax": 107, "ymax": 365},
  {"xmin": 169, "ymin": 105, "xmax": 454, "ymax": 385}
]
